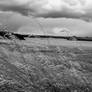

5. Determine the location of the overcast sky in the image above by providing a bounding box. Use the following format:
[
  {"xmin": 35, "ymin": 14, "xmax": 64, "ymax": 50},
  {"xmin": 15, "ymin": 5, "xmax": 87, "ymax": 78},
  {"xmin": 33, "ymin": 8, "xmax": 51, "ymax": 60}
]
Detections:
[{"xmin": 0, "ymin": 0, "xmax": 92, "ymax": 37}]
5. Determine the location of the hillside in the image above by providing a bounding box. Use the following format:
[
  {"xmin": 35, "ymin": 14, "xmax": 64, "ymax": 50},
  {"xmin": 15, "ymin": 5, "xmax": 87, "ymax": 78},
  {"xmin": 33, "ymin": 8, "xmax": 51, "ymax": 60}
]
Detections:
[{"xmin": 0, "ymin": 39, "xmax": 92, "ymax": 92}]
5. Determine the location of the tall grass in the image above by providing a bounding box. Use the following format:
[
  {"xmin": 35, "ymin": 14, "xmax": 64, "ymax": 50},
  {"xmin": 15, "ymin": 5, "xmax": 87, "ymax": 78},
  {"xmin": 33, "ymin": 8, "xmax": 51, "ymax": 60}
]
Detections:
[{"xmin": 0, "ymin": 29, "xmax": 92, "ymax": 91}]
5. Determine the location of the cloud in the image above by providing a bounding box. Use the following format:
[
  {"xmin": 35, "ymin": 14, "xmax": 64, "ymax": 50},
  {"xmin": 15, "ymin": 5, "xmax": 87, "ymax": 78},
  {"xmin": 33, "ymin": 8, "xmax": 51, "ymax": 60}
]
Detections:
[
  {"xmin": 18, "ymin": 26, "xmax": 44, "ymax": 35},
  {"xmin": 0, "ymin": 0, "xmax": 92, "ymax": 21},
  {"xmin": 0, "ymin": 1, "xmax": 33, "ymax": 16},
  {"xmin": 53, "ymin": 27, "xmax": 72, "ymax": 36}
]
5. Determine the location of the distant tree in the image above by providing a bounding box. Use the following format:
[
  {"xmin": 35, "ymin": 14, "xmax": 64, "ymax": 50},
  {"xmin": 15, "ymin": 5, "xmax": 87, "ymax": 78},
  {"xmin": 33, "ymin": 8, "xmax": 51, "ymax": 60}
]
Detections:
[
  {"xmin": 69, "ymin": 36, "xmax": 77, "ymax": 41},
  {"xmin": 0, "ymin": 24, "xmax": 13, "ymax": 39}
]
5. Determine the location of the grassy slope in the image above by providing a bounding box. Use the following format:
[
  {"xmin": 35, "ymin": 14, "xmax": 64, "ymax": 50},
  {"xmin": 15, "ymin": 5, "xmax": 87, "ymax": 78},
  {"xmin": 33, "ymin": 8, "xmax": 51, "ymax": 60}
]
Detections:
[{"xmin": 0, "ymin": 39, "xmax": 92, "ymax": 92}]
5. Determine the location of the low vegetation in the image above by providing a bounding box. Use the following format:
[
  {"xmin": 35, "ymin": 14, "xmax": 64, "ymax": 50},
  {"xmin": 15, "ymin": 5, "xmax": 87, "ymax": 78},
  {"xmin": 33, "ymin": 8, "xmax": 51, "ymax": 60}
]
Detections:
[
  {"xmin": 0, "ymin": 25, "xmax": 92, "ymax": 92},
  {"xmin": 0, "ymin": 38, "xmax": 92, "ymax": 92}
]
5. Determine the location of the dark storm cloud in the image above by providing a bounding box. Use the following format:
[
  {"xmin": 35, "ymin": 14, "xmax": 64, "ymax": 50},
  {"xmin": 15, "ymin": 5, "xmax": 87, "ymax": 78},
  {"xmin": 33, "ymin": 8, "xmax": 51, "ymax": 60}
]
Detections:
[
  {"xmin": 0, "ymin": 0, "xmax": 92, "ymax": 22},
  {"xmin": 0, "ymin": 4, "xmax": 34, "ymax": 16}
]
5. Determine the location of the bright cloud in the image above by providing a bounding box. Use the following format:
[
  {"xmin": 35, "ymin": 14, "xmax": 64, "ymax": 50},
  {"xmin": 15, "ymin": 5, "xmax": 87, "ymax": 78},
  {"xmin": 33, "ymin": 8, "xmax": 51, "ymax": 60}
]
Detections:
[
  {"xmin": 0, "ymin": 0, "xmax": 92, "ymax": 21},
  {"xmin": 53, "ymin": 27, "xmax": 72, "ymax": 36}
]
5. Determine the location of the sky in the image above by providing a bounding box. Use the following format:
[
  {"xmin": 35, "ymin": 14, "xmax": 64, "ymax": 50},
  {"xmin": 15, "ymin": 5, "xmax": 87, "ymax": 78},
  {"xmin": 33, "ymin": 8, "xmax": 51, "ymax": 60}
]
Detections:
[{"xmin": 0, "ymin": 0, "xmax": 92, "ymax": 37}]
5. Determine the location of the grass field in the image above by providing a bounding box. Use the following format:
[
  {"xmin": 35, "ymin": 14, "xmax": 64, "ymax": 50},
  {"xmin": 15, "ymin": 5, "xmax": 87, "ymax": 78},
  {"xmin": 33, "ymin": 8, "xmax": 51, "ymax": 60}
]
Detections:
[{"xmin": 0, "ymin": 38, "xmax": 92, "ymax": 92}]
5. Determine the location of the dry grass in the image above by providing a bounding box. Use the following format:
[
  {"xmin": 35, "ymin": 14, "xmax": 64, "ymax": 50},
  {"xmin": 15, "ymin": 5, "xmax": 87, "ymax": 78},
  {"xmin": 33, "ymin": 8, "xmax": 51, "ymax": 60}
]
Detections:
[{"xmin": 0, "ymin": 39, "xmax": 92, "ymax": 92}]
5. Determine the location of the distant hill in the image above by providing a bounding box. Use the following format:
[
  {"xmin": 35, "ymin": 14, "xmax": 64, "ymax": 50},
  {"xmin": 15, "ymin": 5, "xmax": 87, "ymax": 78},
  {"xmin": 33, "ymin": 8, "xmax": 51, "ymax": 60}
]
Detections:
[{"xmin": 0, "ymin": 30, "xmax": 92, "ymax": 41}]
